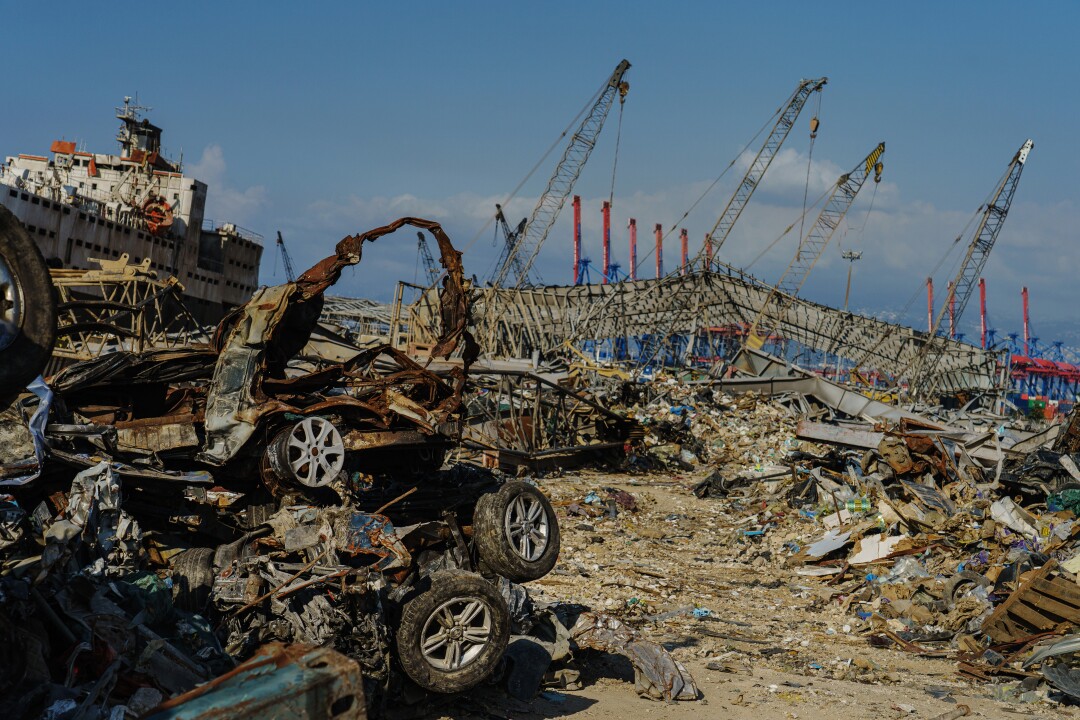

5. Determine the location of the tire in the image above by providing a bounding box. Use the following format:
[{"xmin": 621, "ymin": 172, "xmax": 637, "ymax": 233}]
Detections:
[
  {"xmin": 944, "ymin": 569, "xmax": 992, "ymax": 609},
  {"xmin": 0, "ymin": 205, "xmax": 56, "ymax": 399},
  {"xmin": 171, "ymin": 547, "xmax": 215, "ymax": 613},
  {"xmin": 395, "ymin": 571, "xmax": 510, "ymax": 694},
  {"xmin": 473, "ymin": 481, "xmax": 560, "ymax": 583}
]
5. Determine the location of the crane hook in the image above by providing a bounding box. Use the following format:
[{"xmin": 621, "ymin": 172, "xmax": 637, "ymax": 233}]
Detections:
[
  {"xmin": 874, "ymin": 161, "xmax": 884, "ymax": 183},
  {"xmin": 618, "ymin": 81, "xmax": 630, "ymax": 102},
  {"xmin": 809, "ymin": 116, "xmax": 820, "ymax": 139}
]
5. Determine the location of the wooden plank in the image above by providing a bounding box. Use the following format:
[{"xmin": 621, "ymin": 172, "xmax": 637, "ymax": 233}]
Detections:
[
  {"xmin": 983, "ymin": 562, "xmax": 1059, "ymax": 641},
  {"xmin": 1023, "ymin": 590, "xmax": 1080, "ymax": 624},
  {"xmin": 983, "ymin": 570, "xmax": 1047, "ymax": 630},
  {"xmin": 1001, "ymin": 615, "xmax": 1027, "ymax": 640},
  {"xmin": 985, "ymin": 615, "xmax": 1026, "ymax": 643},
  {"xmin": 1008, "ymin": 601, "xmax": 1055, "ymax": 631},
  {"xmin": 1033, "ymin": 577, "xmax": 1080, "ymax": 606}
]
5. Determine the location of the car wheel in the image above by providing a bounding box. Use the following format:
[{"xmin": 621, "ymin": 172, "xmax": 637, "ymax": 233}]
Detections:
[
  {"xmin": 266, "ymin": 416, "xmax": 345, "ymax": 488},
  {"xmin": 474, "ymin": 481, "xmax": 560, "ymax": 583},
  {"xmin": 0, "ymin": 205, "xmax": 56, "ymax": 399},
  {"xmin": 395, "ymin": 571, "xmax": 510, "ymax": 694},
  {"xmin": 171, "ymin": 547, "xmax": 215, "ymax": 613}
]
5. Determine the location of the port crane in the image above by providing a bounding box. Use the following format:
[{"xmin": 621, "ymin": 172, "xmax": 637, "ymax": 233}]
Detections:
[
  {"xmin": 489, "ymin": 59, "xmax": 630, "ymax": 289},
  {"xmin": 276, "ymin": 231, "xmax": 296, "ymax": 282},
  {"xmin": 629, "ymin": 142, "xmax": 883, "ymax": 368},
  {"xmin": 415, "ymin": 231, "xmax": 440, "ymax": 285},
  {"xmin": 909, "ymin": 139, "xmax": 1034, "ymax": 393},
  {"xmin": 702, "ymin": 77, "xmax": 827, "ymax": 267},
  {"xmin": 746, "ymin": 141, "xmax": 885, "ymax": 349},
  {"xmin": 491, "ymin": 204, "xmax": 530, "ymax": 284}
]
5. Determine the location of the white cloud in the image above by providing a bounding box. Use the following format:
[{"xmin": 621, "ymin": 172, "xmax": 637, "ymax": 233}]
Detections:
[{"xmin": 189, "ymin": 145, "xmax": 267, "ymax": 227}]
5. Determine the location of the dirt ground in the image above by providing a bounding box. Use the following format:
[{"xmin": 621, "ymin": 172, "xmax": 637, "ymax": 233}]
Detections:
[{"xmin": 436, "ymin": 470, "xmax": 1072, "ymax": 720}]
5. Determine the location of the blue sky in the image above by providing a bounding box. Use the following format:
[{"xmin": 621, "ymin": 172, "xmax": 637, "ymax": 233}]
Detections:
[{"xmin": 5, "ymin": 2, "xmax": 1078, "ymax": 344}]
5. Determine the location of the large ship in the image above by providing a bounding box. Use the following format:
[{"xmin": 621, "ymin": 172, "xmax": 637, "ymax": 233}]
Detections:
[{"xmin": 0, "ymin": 97, "xmax": 263, "ymax": 323}]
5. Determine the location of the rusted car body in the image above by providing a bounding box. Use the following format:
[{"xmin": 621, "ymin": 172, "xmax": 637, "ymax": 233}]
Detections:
[{"xmin": 9, "ymin": 218, "xmax": 477, "ymax": 499}]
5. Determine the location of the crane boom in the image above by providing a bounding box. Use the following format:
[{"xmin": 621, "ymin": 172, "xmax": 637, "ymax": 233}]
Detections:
[
  {"xmin": 910, "ymin": 139, "xmax": 1033, "ymax": 391},
  {"xmin": 937, "ymin": 140, "xmax": 1032, "ymax": 340},
  {"xmin": 704, "ymin": 77, "xmax": 827, "ymax": 264},
  {"xmin": 491, "ymin": 59, "xmax": 631, "ymax": 289},
  {"xmin": 416, "ymin": 231, "xmax": 440, "ymax": 284},
  {"xmin": 276, "ymin": 231, "xmax": 296, "ymax": 282},
  {"xmin": 491, "ymin": 203, "xmax": 530, "ymax": 284},
  {"xmin": 778, "ymin": 142, "xmax": 884, "ymax": 299},
  {"xmin": 747, "ymin": 141, "xmax": 885, "ymax": 347}
]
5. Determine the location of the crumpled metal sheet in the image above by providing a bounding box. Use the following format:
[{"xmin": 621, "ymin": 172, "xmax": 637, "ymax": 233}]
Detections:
[
  {"xmin": 145, "ymin": 642, "xmax": 366, "ymax": 719},
  {"xmin": 1043, "ymin": 662, "xmax": 1080, "ymax": 701},
  {"xmin": 40, "ymin": 461, "xmax": 143, "ymax": 577},
  {"xmin": 337, "ymin": 512, "xmax": 411, "ymax": 571},
  {"xmin": 201, "ymin": 285, "xmax": 297, "ymax": 463},
  {"xmin": 267, "ymin": 505, "xmax": 413, "ymax": 571},
  {"xmin": 1023, "ymin": 634, "xmax": 1080, "ymax": 668},
  {"xmin": 990, "ymin": 496, "xmax": 1041, "ymax": 540},
  {"xmin": 899, "ymin": 477, "xmax": 957, "ymax": 516},
  {"xmin": 569, "ymin": 611, "xmax": 699, "ymax": 701},
  {"xmin": 0, "ymin": 376, "xmax": 52, "ymax": 486}
]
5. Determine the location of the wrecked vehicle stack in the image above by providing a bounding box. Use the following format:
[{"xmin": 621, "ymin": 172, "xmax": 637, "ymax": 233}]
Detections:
[{"xmin": 1, "ymin": 218, "xmax": 703, "ymax": 719}]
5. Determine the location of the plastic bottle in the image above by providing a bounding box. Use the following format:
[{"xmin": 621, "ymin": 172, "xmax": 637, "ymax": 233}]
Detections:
[{"xmin": 845, "ymin": 497, "xmax": 872, "ymax": 513}]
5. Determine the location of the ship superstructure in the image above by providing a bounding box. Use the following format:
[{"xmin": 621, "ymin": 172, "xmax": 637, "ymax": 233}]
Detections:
[{"xmin": 0, "ymin": 97, "xmax": 262, "ymax": 322}]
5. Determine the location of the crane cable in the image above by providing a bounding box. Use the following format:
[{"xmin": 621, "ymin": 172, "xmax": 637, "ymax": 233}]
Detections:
[
  {"xmin": 479, "ymin": 218, "xmax": 510, "ymax": 286},
  {"xmin": 743, "ymin": 183, "xmax": 833, "ymax": 271},
  {"xmin": 481, "ymin": 80, "xmax": 605, "ymax": 251},
  {"xmin": 854, "ymin": 180, "xmax": 880, "ymax": 238},
  {"xmin": 836, "ymin": 178, "xmax": 881, "ymax": 261},
  {"xmin": 847, "ymin": 171, "xmax": 1005, "ymax": 382},
  {"xmin": 797, "ymin": 90, "xmax": 823, "ymax": 252},
  {"xmin": 420, "ymin": 70, "xmax": 616, "ymax": 295},
  {"xmin": 608, "ymin": 94, "xmax": 626, "ymax": 208},
  {"xmin": 628, "ymin": 101, "xmax": 785, "ymax": 279}
]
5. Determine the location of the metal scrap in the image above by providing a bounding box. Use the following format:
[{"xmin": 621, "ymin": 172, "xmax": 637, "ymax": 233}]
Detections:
[
  {"xmin": 145, "ymin": 643, "xmax": 366, "ymax": 719},
  {"xmin": 568, "ymin": 610, "xmax": 699, "ymax": 701}
]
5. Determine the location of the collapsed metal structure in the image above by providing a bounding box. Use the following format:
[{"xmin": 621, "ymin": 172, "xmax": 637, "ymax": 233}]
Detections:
[
  {"xmin": 462, "ymin": 369, "xmax": 639, "ymax": 470},
  {"xmin": 320, "ymin": 294, "xmax": 393, "ymax": 341},
  {"xmin": 50, "ymin": 255, "xmax": 208, "ymax": 367},
  {"xmin": 453, "ymin": 264, "xmax": 1001, "ymax": 394}
]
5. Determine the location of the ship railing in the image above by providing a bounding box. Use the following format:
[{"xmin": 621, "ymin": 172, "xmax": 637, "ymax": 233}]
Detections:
[{"xmin": 202, "ymin": 219, "xmax": 264, "ymax": 245}]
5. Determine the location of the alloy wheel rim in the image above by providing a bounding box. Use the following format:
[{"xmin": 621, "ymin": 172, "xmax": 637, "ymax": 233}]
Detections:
[
  {"xmin": 285, "ymin": 417, "xmax": 345, "ymax": 487},
  {"xmin": 420, "ymin": 597, "xmax": 493, "ymax": 671},
  {"xmin": 504, "ymin": 493, "xmax": 549, "ymax": 562}
]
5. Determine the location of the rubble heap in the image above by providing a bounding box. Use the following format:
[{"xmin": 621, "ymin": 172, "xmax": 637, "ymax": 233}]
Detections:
[{"xmin": 537, "ymin": 372, "xmax": 1080, "ymax": 710}]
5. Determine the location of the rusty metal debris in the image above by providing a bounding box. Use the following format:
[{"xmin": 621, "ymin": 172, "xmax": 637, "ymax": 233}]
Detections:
[
  {"xmin": 568, "ymin": 610, "xmax": 699, "ymax": 701},
  {"xmin": 463, "ymin": 369, "xmax": 640, "ymax": 472},
  {"xmin": 0, "ymin": 218, "xmax": 698, "ymax": 718},
  {"xmin": 49, "ymin": 255, "xmax": 208, "ymax": 371},
  {"xmin": 146, "ymin": 643, "xmax": 367, "ymax": 719}
]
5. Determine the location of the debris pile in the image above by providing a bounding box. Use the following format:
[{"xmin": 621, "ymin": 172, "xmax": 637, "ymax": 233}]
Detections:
[{"xmin": 537, "ymin": 367, "xmax": 1080, "ymax": 709}]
